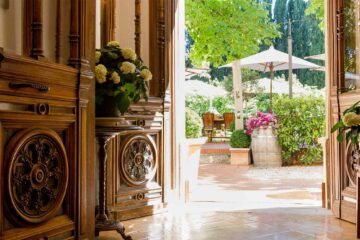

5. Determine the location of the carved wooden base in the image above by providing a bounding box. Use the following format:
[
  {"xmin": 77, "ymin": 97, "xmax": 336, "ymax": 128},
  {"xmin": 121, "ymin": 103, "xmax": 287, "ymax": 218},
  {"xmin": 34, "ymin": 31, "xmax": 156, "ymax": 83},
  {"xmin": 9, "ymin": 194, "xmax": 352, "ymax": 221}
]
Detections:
[
  {"xmin": 96, "ymin": 119, "xmax": 141, "ymax": 240},
  {"xmin": 95, "ymin": 219, "xmax": 132, "ymax": 240}
]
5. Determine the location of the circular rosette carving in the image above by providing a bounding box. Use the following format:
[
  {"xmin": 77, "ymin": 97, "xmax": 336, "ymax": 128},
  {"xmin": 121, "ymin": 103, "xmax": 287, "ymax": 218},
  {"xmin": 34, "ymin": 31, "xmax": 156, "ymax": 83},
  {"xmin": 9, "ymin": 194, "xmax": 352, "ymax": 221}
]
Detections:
[
  {"xmin": 5, "ymin": 128, "xmax": 68, "ymax": 226},
  {"xmin": 121, "ymin": 134, "xmax": 157, "ymax": 186},
  {"xmin": 346, "ymin": 142, "xmax": 360, "ymax": 186}
]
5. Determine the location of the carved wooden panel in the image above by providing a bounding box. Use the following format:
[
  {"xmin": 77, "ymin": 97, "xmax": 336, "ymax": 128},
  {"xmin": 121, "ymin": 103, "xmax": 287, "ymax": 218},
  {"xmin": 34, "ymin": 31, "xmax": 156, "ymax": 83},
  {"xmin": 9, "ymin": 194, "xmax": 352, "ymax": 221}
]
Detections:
[
  {"xmin": 4, "ymin": 128, "xmax": 68, "ymax": 226},
  {"xmin": 0, "ymin": 49, "xmax": 91, "ymax": 239},
  {"xmin": 346, "ymin": 142, "xmax": 359, "ymax": 186},
  {"xmin": 102, "ymin": 100, "xmax": 166, "ymax": 221},
  {"xmin": 120, "ymin": 134, "xmax": 157, "ymax": 186}
]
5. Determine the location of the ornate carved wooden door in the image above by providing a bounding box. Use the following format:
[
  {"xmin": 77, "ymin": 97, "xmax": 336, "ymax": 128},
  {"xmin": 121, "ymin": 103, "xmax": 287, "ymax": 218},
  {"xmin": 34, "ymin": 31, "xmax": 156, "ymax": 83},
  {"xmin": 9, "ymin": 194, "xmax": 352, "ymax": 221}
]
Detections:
[
  {"xmin": 0, "ymin": 1, "xmax": 95, "ymax": 239},
  {"xmin": 329, "ymin": 0, "xmax": 360, "ymax": 236}
]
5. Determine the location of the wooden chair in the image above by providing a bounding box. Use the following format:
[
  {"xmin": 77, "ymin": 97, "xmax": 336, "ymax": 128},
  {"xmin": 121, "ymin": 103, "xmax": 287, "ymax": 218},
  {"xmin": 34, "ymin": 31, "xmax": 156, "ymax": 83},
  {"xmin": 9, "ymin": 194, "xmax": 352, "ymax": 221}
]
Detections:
[
  {"xmin": 202, "ymin": 112, "xmax": 215, "ymax": 142},
  {"xmin": 223, "ymin": 112, "xmax": 235, "ymax": 137}
]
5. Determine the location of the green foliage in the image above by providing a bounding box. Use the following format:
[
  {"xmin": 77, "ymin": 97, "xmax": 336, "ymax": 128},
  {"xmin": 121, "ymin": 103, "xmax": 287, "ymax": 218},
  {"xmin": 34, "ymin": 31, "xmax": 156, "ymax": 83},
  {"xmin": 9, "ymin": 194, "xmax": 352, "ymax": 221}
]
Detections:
[
  {"xmin": 222, "ymin": 69, "xmax": 261, "ymax": 94},
  {"xmin": 306, "ymin": 0, "xmax": 324, "ymax": 31},
  {"xmin": 212, "ymin": 96, "xmax": 234, "ymax": 115},
  {"xmin": 185, "ymin": 108, "xmax": 203, "ymax": 139},
  {"xmin": 185, "ymin": 95, "xmax": 235, "ymax": 116},
  {"xmin": 185, "ymin": 95, "xmax": 210, "ymax": 117},
  {"xmin": 185, "ymin": 0, "xmax": 279, "ymax": 66},
  {"xmin": 331, "ymin": 101, "xmax": 360, "ymax": 144},
  {"xmin": 95, "ymin": 43, "xmax": 150, "ymax": 114},
  {"xmin": 273, "ymin": 0, "xmax": 325, "ymax": 89},
  {"xmin": 273, "ymin": 96, "xmax": 325, "ymax": 164},
  {"xmin": 230, "ymin": 130, "xmax": 251, "ymax": 148},
  {"xmin": 230, "ymin": 121, "xmax": 236, "ymax": 132}
]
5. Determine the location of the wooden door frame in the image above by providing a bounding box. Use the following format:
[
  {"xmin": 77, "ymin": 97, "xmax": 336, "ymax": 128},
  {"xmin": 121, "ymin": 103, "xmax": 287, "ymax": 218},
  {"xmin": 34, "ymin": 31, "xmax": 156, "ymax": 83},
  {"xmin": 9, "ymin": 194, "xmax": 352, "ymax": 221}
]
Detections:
[{"xmin": 327, "ymin": 0, "xmax": 360, "ymax": 228}]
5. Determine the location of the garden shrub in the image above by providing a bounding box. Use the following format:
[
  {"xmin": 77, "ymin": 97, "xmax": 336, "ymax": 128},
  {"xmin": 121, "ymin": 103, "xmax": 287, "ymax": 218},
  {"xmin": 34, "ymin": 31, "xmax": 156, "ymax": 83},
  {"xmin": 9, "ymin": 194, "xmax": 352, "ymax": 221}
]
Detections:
[
  {"xmin": 230, "ymin": 121, "xmax": 235, "ymax": 132},
  {"xmin": 230, "ymin": 130, "xmax": 251, "ymax": 148},
  {"xmin": 185, "ymin": 95, "xmax": 234, "ymax": 116},
  {"xmin": 212, "ymin": 96, "xmax": 234, "ymax": 114},
  {"xmin": 185, "ymin": 95, "xmax": 210, "ymax": 117},
  {"xmin": 185, "ymin": 107, "xmax": 203, "ymax": 139},
  {"xmin": 273, "ymin": 96, "xmax": 325, "ymax": 165}
]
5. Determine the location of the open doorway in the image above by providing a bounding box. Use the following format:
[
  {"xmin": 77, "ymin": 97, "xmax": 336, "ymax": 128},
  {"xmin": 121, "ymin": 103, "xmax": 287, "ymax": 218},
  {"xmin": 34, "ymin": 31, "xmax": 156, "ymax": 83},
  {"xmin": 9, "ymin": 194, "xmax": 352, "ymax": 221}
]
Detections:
[
  {"xmin": 181, "ymin": 0, "xmax": 354, "ymax": 238},
  {"xmin": 184, "ymin": 0, "xmax": 327, "ymax": 207}
]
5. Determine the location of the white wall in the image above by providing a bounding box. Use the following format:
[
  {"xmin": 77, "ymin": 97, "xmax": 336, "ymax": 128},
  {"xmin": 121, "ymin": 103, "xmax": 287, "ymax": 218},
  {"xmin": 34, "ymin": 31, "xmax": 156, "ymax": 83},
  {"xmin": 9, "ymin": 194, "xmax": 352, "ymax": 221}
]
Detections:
[{"xmin": 0, "ymin": 0, "xmax": 22, "ymax": 55}]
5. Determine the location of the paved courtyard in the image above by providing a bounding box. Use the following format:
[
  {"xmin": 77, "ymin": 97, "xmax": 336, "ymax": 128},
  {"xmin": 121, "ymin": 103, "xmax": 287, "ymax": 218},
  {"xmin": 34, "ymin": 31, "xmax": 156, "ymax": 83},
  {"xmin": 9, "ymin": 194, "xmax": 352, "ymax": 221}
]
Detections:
[
  {"xmin": 190, "ymin": 164, "xmax": 324, "ymax": 210},
  {"xmin": 98, "ymin": 164, "xmax": 357, "ymax": 240}
]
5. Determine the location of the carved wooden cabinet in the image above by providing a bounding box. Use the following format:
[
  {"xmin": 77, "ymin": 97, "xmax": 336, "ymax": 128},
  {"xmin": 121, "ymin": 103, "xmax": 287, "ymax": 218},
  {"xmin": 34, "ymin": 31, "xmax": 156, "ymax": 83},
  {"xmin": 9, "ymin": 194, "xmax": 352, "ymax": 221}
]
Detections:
[
  {"xmin": 0, "ymin": 51, "xmax": 90, "ymax": 239},
  {"xmin": 102, "ymin": 99, "xmax": 167, "ymax": 221}
]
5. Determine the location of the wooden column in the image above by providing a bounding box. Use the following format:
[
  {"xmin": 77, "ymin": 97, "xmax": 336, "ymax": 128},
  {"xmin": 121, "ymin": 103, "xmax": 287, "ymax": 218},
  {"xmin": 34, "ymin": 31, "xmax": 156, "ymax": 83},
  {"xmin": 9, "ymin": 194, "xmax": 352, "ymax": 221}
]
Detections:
[
  {"xmin": 68, "ymin": 0, "xmax": 96, "ymax": 238},
  {"xmin": 157, "ymin": 0, "xmax": 165, "ymax": 97},
  {"xmin": 55, "ymin": 0, "xmax": 61, "ymax": 63},
  {"xmin": 101, "ymin": 0, "xmax": 115, "ymax": 47},
  {"xmin": 135, "ymin": 0, "xmax": 141, "ymax": 56},
  {"xmin": 30, "ymin": 0, "xmax": 44, "ymax": 59},
  {"xmin": 69, "ymin": 0, "xmax": 80, "ymax": 68},
  {"xmin": 336, "ymin": 0, "xmax": 345, "ymax": 89}
]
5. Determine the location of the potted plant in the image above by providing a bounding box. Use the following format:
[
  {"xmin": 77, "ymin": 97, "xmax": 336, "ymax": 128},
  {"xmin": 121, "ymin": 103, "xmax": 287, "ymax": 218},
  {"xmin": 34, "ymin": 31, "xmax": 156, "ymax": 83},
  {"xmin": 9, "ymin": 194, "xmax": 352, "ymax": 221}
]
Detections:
[
  {"xmin": 246, "ymin": 111, "xmax": 282, "ymax": 167},
  {"xmin": 229, "ymin": 130, "xmax": 251, "ymax": 165},
  {"xmin": 331, "ymin": 101, "xmax": 360, "ymax": 144},
  {"xmin": 94, "ymin": 41, "xmax": 152, "ymax": 117}
]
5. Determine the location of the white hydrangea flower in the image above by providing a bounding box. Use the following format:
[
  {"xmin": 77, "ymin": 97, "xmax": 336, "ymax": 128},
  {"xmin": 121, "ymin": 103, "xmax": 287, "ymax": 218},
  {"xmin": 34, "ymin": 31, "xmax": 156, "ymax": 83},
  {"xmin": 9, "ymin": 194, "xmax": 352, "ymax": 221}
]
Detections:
[
  {"xmin": 95, "ymin": 51, "xmax": 101, "ymax": 63},
  {"xmin": 120, "ymin": 62, "xmax": 136, "ymax": 74},
  {"xmin": 95, "ymin": 64, "xmax": 107, "ymax": 84},
  {"xmin": 140, "ymin": 69, "xmax": 153, "ymax": 81},
  {"xmin": 107, "ymin": 41, "xmax": 120, "ymax": 48},
  {"xmin": 121, "ymin": 48, "xmax": 137, "ymax": 61},
  {"xmin": 110, "ymin": 71, "xmax": 121, "ymax": 84}
]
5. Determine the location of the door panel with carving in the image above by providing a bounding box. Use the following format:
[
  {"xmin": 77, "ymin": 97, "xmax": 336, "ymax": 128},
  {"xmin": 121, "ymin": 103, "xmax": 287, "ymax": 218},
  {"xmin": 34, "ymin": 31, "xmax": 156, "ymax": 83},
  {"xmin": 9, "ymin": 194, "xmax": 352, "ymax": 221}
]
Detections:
[
  {"xmin": 329, "ymin": 0, "xmax": 360, "ymax": 235},
  {"xmin": 103, "ymin": 102, "xmax": 166, "ymax": 221},
  {"xmin": 0, "ymin": 0, "xmax": 95, "ymax": 238}
]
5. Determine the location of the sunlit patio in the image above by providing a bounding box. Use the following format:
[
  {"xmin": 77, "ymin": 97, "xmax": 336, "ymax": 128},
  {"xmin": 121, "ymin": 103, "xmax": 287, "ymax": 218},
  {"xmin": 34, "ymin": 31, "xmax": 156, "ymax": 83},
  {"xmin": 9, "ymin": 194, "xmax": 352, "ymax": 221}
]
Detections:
[{"xmin": 98, "ymin": 164, "xmax": 355, "ymax": 240}]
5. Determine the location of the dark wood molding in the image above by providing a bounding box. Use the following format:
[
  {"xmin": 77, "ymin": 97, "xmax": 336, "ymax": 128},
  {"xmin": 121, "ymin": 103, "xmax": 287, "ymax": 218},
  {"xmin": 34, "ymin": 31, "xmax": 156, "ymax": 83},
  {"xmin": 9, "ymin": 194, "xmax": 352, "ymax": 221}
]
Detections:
[
  {"xmin": 336, "ymin": 0, "xmax": 344, "ymax": 89},
  {"xmin": 69, "ymin": 0, "xmax": 80, "ymax": 68},
  {"xmin": 0, "ymin": 0, "xmax": 9, "ymax": 9},
  {"xmin": 0, "ymin": 47, "xmax": 3, "ymax": 68},
  {"xmin": 157, "ymin": 0, "xmax": 165, "ymax": 97},
  {"xmin": 135, "ymin": 0, "xmax": 141, "ymax": 56},
  {"xmin": 55, "ymin": 0, "xmax": 61, "ymax": 63},
  {"xmin": 23, "ymin": 0, "xmax": 32, "ymax": 56},
  {"xmin": 100, "ymin": 0, "xmax": 115, "ymax": 47},
  {"xmin": 30, "ymin": 0, "xmax": 44, "ymax": 59}
]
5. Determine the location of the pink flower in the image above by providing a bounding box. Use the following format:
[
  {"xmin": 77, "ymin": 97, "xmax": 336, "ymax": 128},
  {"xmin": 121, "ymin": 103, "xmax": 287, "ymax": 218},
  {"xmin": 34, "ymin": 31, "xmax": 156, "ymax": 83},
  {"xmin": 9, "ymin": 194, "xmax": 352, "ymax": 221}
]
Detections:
[{"xmin": 246, "ymin": 111, "xmax": 279, "ymax": 135}]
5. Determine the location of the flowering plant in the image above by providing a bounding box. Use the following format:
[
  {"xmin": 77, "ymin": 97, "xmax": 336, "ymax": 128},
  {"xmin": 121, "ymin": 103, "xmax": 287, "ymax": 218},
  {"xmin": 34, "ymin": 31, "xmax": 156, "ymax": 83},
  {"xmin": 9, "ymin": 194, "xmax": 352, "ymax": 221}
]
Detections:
[
  {"xmin": 331, "ymin": 101, "xmax": 360, "ymax": 144},
  {"xmin": 95, "ymin": 41, "xmax": 152, "ymax": 115},
  {"xmin": 245, "ymin": 111, "xmax": 278, "ymax": 135}
]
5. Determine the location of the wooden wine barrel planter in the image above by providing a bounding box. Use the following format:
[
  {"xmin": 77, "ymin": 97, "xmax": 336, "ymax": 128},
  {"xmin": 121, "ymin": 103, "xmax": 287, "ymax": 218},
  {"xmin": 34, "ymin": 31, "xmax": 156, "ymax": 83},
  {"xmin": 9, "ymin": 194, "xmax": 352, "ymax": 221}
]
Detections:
[{"xmin": 251, "ymin": 127, "xmax": 282, "ymax": 167}]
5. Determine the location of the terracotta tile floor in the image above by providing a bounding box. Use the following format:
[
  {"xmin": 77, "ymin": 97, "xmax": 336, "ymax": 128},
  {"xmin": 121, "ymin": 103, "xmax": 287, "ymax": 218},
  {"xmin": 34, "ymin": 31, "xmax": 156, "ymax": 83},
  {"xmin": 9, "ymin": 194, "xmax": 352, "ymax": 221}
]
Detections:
[{"xmin": 98, "ymin": 164, "xmax": 357, "ymax": 240}]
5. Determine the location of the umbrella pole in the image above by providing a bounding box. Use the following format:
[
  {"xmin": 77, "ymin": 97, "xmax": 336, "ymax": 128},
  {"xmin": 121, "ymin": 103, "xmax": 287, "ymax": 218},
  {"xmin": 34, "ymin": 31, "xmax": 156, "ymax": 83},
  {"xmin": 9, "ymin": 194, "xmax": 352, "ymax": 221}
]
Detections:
[{"xmin": 269, "ymin": 64, "xmax": 273, "ymax": 113}]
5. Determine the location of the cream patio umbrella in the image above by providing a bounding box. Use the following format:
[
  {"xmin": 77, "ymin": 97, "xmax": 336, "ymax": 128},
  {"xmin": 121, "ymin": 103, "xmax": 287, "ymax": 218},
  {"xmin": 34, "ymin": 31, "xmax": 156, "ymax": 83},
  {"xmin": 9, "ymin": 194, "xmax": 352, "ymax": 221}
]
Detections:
[
  {"xmin": 223, "ymin": 46, "xmax": 321, "ymax": 111},
  {"xmin": 184, "ymin": 80, "xmax": 228, "ymax": 113}
]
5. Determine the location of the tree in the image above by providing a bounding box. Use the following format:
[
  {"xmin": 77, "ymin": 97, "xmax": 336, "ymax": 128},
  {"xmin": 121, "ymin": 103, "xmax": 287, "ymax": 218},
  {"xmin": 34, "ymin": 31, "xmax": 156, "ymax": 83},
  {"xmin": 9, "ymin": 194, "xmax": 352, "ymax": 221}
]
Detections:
[
  {"xmin": 306, "ymin": 0, "xmax": 324, "ymax": 31},
  {"xmin": 185, "ymin": 0, "xmax": 279, "ymax": 67},
  {"xmin": 273, "ymin": 0, "xmax": 325, "ymax": 89},
  {"xmin": 222, "ymin": 69, "xmax": 261, "ymax": 94}
]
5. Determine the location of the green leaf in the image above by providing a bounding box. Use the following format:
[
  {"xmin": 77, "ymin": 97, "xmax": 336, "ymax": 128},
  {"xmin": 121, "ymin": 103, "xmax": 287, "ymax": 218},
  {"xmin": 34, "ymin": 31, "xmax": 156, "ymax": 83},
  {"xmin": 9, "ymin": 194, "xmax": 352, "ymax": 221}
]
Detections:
[
  {"xmin": 331, "ymin": 121, "xmax": 345, "ymax": 133},
  {"xmin": 337, "ymin": 134, "xmax": 344, "ymax": 143},
  {"xmin": 115, "ymin": 92, "xmax": 131, "ymax": 114}
]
